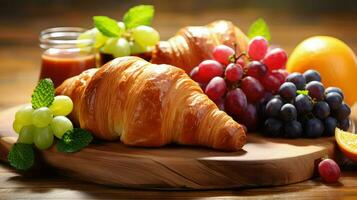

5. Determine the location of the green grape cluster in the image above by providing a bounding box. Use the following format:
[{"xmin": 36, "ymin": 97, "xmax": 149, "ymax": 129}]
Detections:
[
  {"xmin": 13, "ymin": 95, "xmax": 74, "ymax": 150},
  {"xmin": 79, "ymin": 24, "xmax": 159, "ymax": 58},
  {"xmin": 78, "ymin": 5, "xmax": 160, "ymax": 58}
]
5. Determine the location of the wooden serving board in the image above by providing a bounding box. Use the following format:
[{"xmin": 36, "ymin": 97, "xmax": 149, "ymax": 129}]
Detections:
[{"xmin": 0, "ymin": 105, "xmax": 344, "ymax": 190}]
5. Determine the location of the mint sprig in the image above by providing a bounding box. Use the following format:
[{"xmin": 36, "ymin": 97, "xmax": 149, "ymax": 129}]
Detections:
[
  {"xmin": 8, "ymin": 143, "xmax": 34, "ymax": 170},
  {"xmin": 31, "ymin": 78, "xmax": 55, "ymax": 109},
  {"xmin": 57, "ymin": 128, "xmax": 93, "ymax": 153},
  {"xmin": 123, "ymin": 5, "xmax": 154, "ymax": 29},
  {"xmin": 93, "ymin": 16, "xmax": 124, "ymax": 37},
  {"xmin": 248, "ymin": 18, "xmax": 271, "ymax": 41}
]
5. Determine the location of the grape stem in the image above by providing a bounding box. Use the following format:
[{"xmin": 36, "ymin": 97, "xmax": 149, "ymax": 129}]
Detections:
[{"xmin": 229, "ymin": 43, "xmax": 249, "ymax": 64}]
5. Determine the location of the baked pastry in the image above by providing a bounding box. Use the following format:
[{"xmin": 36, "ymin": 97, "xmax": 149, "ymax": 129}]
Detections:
[
  {"xmin": 151, "ymin": 20, "xmax": 249, "ymax": 73},
  {"xmin": 56, "ymin": 56, "xmax": 246, "ymax": 151}
]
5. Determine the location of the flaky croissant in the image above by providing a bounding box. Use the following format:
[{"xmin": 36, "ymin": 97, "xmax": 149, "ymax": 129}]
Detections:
[
  {"xmin": 151, "ymin": 20, "xmax": 249, "ymax": 73},
  {"xmin": 56, "ymin": 56, "xmax": 246, "ymax": 151}
]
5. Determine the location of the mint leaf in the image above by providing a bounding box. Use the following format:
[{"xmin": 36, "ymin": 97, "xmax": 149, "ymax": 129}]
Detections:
[
  {"xmin": 8, "ymin": 143, "xmax": 34, "ymax": 170},
  {"xmin": 93, "ymin": 16, "xmax": 123, "ymax": 37},
  {"xmin": 297, "ymin": 90, "xmax": 309, "ymax": 95},
  {"xmin": 57, "ymin": 128, "xmax": 93, "ymax": 153},
  {"xmin": 31, "ymin": 79, "xmax": 55, "ymax": 109},
  {"xmin": 248, "ymin": 18, "xmax": 271, "ymax": 41},
  {"xmin": 123, "ymin": 5, "xmax": 154, "ymax": 29}
]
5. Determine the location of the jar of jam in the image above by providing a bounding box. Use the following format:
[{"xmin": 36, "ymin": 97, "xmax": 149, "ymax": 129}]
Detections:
[{"xmin": 39, "ymin": 27, "xmax": 96, "ymax": 87}]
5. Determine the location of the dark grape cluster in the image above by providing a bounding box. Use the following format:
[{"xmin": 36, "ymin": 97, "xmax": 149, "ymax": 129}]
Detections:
[
  {"xmin": 263, "ymin": 70, "xmax": 351, "ymax": 138},
  {"xmin": 189, "ymin": 36, "xmax": 289, "ymax": 131}
]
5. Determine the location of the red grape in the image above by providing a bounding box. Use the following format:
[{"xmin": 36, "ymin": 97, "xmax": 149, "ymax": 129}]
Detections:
[
  {"xmin": 240, "ymin": 76, "xmax": 265, "ymax": 103},
  {"xmin": 197, "ymin": 60, "xmax": 224, "ymax": 83},
  {"xmin": 262, "ymin": 48, "xmax": 288, "ymax": 71},
  {"xmin": 199, "ymin": 83, "xmax": 207, "ymax": 91},
  {"xmin": 318, "ymin": 158, "xmax": 340, "ymax": 183},
  {"xmin": 236, "ymin": 58, "xmax": 245, "ymax": 68},
  {"xmin": 225, "ymin": 63, "xmax": 243, "ymax": 82},
  {"xmin": 248, "ymin": 36, "xmax": 268, "ymax": 61},
  {"xmin": 214, "ymin": 98, "xmax": 225, "ymax": 110},
  {"xmin": 238, "ymin": 103, "xmax": 258, "ymax": 131},
  {"xmin": 205, "ymin": 77, "xmax": 227, "ymax": 101},
  {"xmin": 246, "ymin": 61, "xmax": 268, "ymax": 78},
  {"xmin": 260, "ymin": 73, "xmax": 281, "ymax": 93},
  {"xmin": 271, "ymin": 69, "xmax": 289, "ymax": 84},
  {"xmin": 212, "ymin": 45, "xmax": 235, "ymax": 65},
  {"xmin": 189, "ymin": 66, "xmax": 199, "ymax": 82},
  {"xmin": 225, "ymin": 88, "xmax": 247, "ymax": 115}
]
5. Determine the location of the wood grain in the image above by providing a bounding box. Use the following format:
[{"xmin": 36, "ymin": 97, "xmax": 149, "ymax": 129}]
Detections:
[{"xmin": 0, "ymin": 105, "xmax": 340, "ymax": 190}]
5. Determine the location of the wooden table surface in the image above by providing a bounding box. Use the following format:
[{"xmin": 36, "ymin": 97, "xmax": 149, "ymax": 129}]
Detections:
[{"xmin": 0, "ymin": 1, "xmax": 357, "ymax": 199}]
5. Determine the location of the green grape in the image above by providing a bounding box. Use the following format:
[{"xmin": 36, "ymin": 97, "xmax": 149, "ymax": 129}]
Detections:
[
  {"xmin": 130, "ymin": 41, "xmax": 147, "ymax": 54},
  {"xmin": 15, "ymin": 105, "xmax": 34, "ymax": 126},
  {"xmin": 118, "ymin": 21, "xmax": 126, "ymax": 30},
  {"xmin": 93, "ymin": 28, "xmax": 108, "ymax": 49},
  {"xmin": 112, "ymin": 38, "xmax": 130, "ymax": 57},
  {"xmin": 49, "ymin": 95, "xmax": 73, "ymax": 116},
  {"xmin": 101, "ymin": 38, "xmax": 130, "ymax": 58},
  {"xmin": 32, "ymin": 107, "xmax": 53, "ymax": 128},
  {"xmin": 18, "ymin": 125, "xmax": 35, "ymax": 144},
  {"xmin": 77, "ymin": 29, "xmax": 94, "ymax": 49},
  {"xmin": 34, "ymin": 126, "xmax": 54, "ymax": 150},
  {"xmin": 78, "ymin": 28, "xmax": 108, "ymax": 49},
  {"xmin": 132, "ymin": 25, "xmax": 160, "ymax": 47},
  {"xmin": 101, "ymin": 38, "xmax": 117, "ymax": 54},
  {"xmin": 50, "ymin": 116, "xmax": 73, "ymax": 139},
  {"xmin": 13, "ymin": 119, "xmax": 23, "ymax": 134}
]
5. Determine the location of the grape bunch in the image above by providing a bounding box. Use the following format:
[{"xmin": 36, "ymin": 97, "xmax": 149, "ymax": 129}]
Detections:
[
  {"xmin": 13, "ymin": 95, "xmax": 74, "ymax": 150},
  {"xmin": 263, "ymin": 70, "xmax": 351, "ymax": 138},
  {"xmin": 79, "ymin": 23, "xmax": 159, "ymax": 58},
  {"xmin": 189, "ymin": 36, "xmax": 289, "ymax": 130}
]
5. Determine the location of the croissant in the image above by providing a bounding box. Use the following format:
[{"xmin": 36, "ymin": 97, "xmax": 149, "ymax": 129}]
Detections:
[
  {"xmin": 151, "ymin": 20, "xmax": 249, "ymax": 73},
  {"xmin": 56, "ymin": 56, "xmax": 246, "ymax": 151}
]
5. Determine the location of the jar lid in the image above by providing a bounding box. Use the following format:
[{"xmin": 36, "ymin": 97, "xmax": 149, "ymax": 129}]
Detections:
[{"xmin": 39, "ymin": 27, "xmax": 93, "ymax": 49}]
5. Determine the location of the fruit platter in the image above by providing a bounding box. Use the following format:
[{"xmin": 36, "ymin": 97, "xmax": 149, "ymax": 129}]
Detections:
[{"xmin": 0, "ymin": 4, "xmax": 356, "ymax": 190}]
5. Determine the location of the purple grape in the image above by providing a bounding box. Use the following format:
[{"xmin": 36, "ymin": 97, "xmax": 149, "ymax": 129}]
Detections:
[
  {"xmin": 334, "ymin": 103, "xmax": 351, "ymax": 120},
  {"xmin": 325, "ymin": 87, "xmax": 344, "ymax": 100},
  {"xmin": 325, "ymin": 92, "xmax": 343, "ymax": 110},
  {"xmin": 304, "ymin": 118, "xmax": 324, "ymax": 138},
  {"xmin": 303, "ymin": 70, "xmax": 321, "ymax": 83},
  {"xmin": 264, "ymin": 118, "xmax": 283, "ymax": 137},
  {"xmin": 324, "ymin": 117, "xmax": 337, "ymax": 136},
  {"xmin": 313, "ymin": 101, "xmax": 330, "ymax": 119},
  {"xmin": 280, "ymin": 103, "xmax": 297, "ymax": 121},
  {"xmin": 265, "ymin": 97, "xmax": 283, "ymax": 117},
  {"xmin": 306, "ymin": 81, "xmax": 325, "ymax": 101},
  {"xmin": 284, "ymin": 120, "xmax": 303, "ymax": 138},
  {"xmin": 294, "ymin": 94, "xmax": 313, "ymax": 115},
  {"xmin": 338, "ymin": 118, "xmax": 350, "ymax": 131},
  {"xmin": 286, "ymin": 72, "xmax": 306, "ymax": 90},
  {"xmin": 279, "ymin": 82, "xmax": 297, "ymax": 101}
]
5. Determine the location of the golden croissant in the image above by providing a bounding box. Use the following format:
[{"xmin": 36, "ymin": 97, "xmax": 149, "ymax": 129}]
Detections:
[
  {"xmin": 151, "ymin": 20, "xmax": 249, "ymax": 73},
  {"xmin": 56, "ymin": 56, "xmax": 246, "ymax": 151}
]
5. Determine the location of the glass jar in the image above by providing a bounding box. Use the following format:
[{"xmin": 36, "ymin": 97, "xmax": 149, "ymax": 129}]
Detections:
[{"xmin": 39, "ymin": 27, "xmax": 96, "ymax": 87}]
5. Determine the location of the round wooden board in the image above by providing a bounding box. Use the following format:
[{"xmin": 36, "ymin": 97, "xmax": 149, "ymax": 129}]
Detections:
[{"xmin": 0, "ymin": 105, "xmax": 340, "ymax": 190}]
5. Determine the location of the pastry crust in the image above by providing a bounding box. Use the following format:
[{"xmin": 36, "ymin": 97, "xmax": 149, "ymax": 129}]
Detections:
[
  {"xmin": 57, "ymin": 56, "xmax": 246, "ymax": 151},
  {"xmin": 151, "ymin": 20, "xmax": 249, "ymax": 73}
]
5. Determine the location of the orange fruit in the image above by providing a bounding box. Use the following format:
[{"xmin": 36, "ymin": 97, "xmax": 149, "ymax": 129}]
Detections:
[
  {"xmin": 287, "ymin": 36, "xmax": 357, "ymax": 106},
  {"xmin": 335, "ymin": 128, "xmax": 357, "ymax": 163}
]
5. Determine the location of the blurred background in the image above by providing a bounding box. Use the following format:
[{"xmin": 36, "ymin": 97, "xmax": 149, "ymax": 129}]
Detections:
[{"xmin": 0, "ymin": 0, "xmax": 357, "ymax": 109}]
